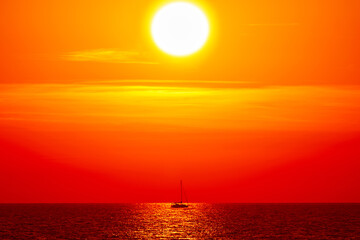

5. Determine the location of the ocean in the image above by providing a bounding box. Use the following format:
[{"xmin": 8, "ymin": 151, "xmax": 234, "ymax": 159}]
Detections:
[{"xmin": 0, "ymin": 203, "xmax": 359, "ymax": 239}]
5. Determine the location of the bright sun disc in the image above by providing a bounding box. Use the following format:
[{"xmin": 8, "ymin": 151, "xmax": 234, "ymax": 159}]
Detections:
[{"xmin": 151, "ymin": 2, "xmax": 210, "ymax": 57}]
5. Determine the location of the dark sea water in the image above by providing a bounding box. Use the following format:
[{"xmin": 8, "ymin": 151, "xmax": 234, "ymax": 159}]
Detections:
[{"xmin": 0, "ymin": 203, "xmax": 359, "ymax": 239}]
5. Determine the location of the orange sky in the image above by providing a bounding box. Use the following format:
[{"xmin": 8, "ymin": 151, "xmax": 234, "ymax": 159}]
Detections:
[{"xmin": 1, "ymin": 0, "xmax": 360, "ymax": 203}]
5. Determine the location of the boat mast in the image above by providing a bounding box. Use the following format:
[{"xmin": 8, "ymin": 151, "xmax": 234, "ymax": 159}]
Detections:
[{"xmin": 180, "ymin": 180, "xmax": 182, "ymax": 203}]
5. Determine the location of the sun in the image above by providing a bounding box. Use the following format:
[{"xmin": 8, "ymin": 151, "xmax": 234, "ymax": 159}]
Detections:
[{"xmin": 151, "ymin": 2, "xmax": 210, "ymax": 57}]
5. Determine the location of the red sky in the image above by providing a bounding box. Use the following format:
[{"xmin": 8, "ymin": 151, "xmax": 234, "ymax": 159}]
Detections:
[{"xmin": 1, "ymin": 0, "xmax": 360, "ymax": 203}]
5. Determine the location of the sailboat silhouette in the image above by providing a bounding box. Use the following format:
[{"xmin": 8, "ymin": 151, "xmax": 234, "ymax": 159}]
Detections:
[{"xmin": 171, "ymin": 180, "xmax": 188, "ymax": 208}]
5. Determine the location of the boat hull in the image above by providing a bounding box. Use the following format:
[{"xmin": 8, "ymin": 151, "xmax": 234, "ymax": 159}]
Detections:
[{"xmin": 171, "ymin": 203, "xmax": 188, "ymax": 208}]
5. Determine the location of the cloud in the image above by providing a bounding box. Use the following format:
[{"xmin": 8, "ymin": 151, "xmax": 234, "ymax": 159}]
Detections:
[
  {"xmin": 244, "ymin": 23, "xmax": 299, "ymax": 27},
  {"xmin": 1, "ymin": 83, "xmax": 360, "ymax": 133},
  {"xmin": 62, "ymin": 49, "xmax": 158, "ymax": 64}
]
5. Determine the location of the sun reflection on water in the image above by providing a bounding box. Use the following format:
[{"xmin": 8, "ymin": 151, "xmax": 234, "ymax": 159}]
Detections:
[{"xmin": 128, "ymin": 203, "xmax": 221, "ymax": 239}]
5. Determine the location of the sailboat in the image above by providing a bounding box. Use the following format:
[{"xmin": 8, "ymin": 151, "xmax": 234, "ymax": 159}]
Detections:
[{"xmin": 171, "ymin": 180, "xmax": 188, "ymax": 208}]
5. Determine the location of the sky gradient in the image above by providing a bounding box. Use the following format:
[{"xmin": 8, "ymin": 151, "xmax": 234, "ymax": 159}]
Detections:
[{"xmin": 1, "ymin": 0, "xmax": 360, "ymax": 203}]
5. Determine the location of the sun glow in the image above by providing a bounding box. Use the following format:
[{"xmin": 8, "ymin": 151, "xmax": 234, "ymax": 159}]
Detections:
[{"xmin": 151, "ymin": 2, "xmax": 210, "ymax": 57}]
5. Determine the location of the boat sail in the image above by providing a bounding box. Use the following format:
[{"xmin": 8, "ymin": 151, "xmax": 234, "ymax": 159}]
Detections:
[{"xmin": 171, "ymin": 180, "xmax": 188, "ymax": 208}]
